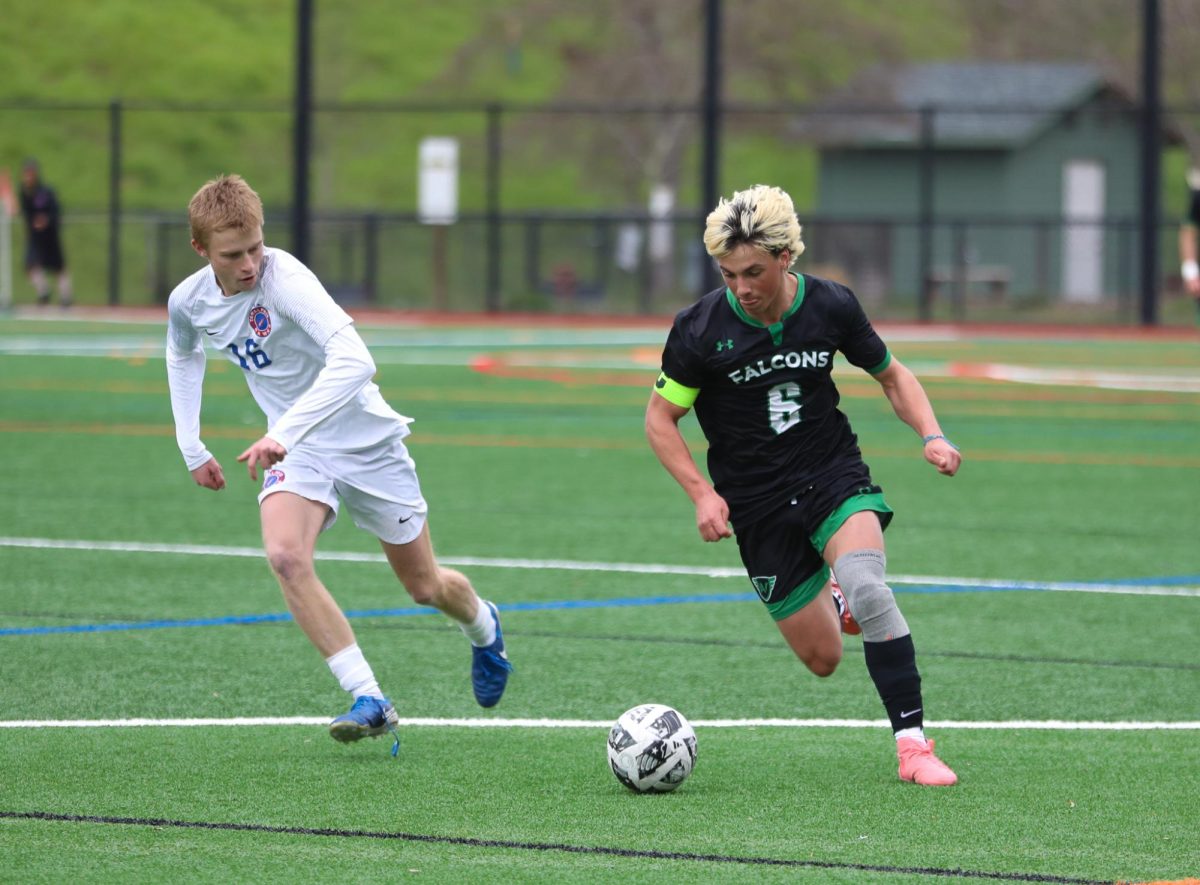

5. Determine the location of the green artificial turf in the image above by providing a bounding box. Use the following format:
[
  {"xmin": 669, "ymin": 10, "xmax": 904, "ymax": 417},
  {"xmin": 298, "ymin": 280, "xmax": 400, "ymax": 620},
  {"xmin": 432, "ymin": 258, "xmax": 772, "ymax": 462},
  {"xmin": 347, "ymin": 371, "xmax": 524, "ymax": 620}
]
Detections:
[{"xmin": 1, "ymin": 316, "xmax": 1197, "ymax": 883}]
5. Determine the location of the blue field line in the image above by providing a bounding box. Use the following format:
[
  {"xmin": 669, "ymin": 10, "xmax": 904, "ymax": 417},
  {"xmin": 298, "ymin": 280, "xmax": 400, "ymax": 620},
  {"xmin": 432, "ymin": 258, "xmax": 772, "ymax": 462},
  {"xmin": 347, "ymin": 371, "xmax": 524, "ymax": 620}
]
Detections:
[
  {"xmin": 3, "ymin": 575, "xmax": 1196, "ymax": 638},
  {"xmin": 1121, "ymin": 574, "xmax": 1200, "ymax": 586},
  {"xmin": 0, "ymin": 594, "xmax": 759, "ymax": 637},
  {"xmin": 0, "ymin": 611, "xmax": 297, "ymax": 637}
]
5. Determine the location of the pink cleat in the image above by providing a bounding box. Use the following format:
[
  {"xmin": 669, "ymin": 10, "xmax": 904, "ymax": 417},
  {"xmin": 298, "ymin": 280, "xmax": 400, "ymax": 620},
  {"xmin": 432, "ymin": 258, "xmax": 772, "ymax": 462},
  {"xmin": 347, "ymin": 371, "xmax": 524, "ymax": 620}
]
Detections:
[
  {"xmin": 897, "ymin": 737, "xmax": 958, "ymax": 786},
  {"xmin": 830, "ymin": 578, "xmax": 861, "ymax": 635}
]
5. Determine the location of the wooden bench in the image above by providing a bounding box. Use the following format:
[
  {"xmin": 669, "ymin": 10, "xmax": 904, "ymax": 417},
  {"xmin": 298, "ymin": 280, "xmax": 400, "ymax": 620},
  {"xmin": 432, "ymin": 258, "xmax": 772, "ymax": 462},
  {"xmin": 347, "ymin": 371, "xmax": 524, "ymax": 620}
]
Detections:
[{"xmin": 927, "ymin": 265, "xmax": 1011, "ymax": 300}]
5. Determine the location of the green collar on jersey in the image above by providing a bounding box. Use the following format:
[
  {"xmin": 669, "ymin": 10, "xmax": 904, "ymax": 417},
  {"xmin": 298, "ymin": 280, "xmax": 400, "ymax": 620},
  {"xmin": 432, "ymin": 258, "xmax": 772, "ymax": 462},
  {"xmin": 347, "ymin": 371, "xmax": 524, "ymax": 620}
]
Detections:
[{"xmin": 725, "ymin": 272, "xmax": 805, "ymax": 346}]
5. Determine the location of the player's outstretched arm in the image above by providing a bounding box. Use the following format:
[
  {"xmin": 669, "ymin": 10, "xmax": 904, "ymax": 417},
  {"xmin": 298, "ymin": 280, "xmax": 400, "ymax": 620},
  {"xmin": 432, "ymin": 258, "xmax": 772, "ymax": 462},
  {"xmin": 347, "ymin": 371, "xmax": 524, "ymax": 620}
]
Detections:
[
  {"xmin": 871, "ymin": 358, "xmax": 961, "ymax": 477},
  {"xmin": 645, "ymin": 392, "xmax": 732, "ymax": 542}
]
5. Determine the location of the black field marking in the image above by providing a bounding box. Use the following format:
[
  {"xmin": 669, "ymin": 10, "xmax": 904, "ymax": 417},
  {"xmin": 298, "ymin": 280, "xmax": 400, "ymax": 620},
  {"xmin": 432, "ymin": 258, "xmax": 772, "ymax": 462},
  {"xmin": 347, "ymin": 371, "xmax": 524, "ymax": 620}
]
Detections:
[
  {"xmin": 0, "ymin": 609, "xmax": 153, "ymax": 623},
  {"xmin": 0, "ymin": 810, "xmax": 1121, "ymax": 884},
  {"xmin": 355, "ymin": 620, "xmax": 1200, "ymax": 672},
  {"xmin": 920, "ymin": 649, "xmax": 1200, "ymax": 671}
]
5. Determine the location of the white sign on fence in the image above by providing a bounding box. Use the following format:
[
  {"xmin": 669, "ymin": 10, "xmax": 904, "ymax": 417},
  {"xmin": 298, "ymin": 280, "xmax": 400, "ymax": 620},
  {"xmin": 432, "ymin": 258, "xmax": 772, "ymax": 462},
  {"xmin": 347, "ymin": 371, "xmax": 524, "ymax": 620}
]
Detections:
[{"xmin": 418, "ymin": 137, "xmax": 459, "ymax": 225}]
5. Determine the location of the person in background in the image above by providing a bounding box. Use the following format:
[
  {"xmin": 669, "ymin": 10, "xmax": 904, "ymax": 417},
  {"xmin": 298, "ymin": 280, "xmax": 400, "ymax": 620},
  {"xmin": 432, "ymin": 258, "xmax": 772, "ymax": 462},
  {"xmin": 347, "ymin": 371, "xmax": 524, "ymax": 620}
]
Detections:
[
  {"xmin": 165, "ymin": 174, "xmax": 511, "ymax": 755},
  {"xmin": 18, "ymin": 158, "xmax": 71, "ymax": 307},
  {"xmin": 1178, "ymin": 167, "xmax": 1200, "ymax": 321},
  {"xmin": 645, "ymin": 184, "xmax": 961, "ymax": 786}
]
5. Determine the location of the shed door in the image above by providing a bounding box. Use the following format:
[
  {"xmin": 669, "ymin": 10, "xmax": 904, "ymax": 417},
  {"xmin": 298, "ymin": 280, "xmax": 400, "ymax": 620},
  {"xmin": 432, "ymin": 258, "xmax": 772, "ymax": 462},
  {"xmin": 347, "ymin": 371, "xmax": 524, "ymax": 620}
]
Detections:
[{"xmin": 1061, "ymin": 160, "xmax": 1105, "ymax": 303}]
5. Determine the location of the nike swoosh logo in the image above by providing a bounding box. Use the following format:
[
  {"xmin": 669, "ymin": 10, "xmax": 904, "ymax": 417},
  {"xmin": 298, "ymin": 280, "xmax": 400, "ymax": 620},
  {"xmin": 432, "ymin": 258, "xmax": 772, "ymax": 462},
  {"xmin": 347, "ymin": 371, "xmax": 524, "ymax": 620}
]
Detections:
[
  {"xmin": 900, "ymin": 708, "xmax": 922, "ymax": 718},
  {"xmin": 204, "ymin": 329, "xmax": 219, "ymax": 336},
  {"xmin": 397, "ymin": 515, "xmax": 412, "ymax": 524}
]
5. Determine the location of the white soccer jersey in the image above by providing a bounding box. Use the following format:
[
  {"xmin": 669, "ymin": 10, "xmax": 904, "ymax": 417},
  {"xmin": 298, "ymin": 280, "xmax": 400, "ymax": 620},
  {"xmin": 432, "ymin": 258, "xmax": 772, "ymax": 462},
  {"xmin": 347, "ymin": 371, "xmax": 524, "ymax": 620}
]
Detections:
[{"xmin": 166, "ymin": 246, "xmax": 410, "ymax": 470}]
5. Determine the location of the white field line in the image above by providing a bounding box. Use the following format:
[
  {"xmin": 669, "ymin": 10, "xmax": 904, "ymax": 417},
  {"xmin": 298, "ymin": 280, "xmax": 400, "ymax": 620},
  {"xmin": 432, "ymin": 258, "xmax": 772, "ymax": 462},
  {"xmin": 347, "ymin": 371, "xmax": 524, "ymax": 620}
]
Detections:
[
  {"xmin": 1, "ymin": 536, "xmax": 1198, "ymax": 597},
  {"xmin": 0, "ymin": 717, "xmax": 1197, "ymax": 731},
  {"xmin": 967, "ymin": 362, "xmax": 1200, "ymax": 393}
]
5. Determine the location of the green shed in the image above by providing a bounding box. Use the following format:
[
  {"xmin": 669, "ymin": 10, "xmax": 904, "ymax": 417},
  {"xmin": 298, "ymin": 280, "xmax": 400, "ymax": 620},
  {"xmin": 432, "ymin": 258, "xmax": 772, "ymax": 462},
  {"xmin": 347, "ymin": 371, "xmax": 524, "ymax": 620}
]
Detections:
[{"xmin": 804, "ymin": 62, "xmax": 1165, "ymax": 308}]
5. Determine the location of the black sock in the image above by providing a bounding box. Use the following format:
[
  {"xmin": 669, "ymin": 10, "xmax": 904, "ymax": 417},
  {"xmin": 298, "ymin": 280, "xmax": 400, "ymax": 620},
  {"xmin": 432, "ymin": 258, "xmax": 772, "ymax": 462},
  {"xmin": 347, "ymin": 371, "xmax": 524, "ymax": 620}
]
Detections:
[{"xmin": 863, "ymin": 634, "xmax": 924, "ymax": 733}]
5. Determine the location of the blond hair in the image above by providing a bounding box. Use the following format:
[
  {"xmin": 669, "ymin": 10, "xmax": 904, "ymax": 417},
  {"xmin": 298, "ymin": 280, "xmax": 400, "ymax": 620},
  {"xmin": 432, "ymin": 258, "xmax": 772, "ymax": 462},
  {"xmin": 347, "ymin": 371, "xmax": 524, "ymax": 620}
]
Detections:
[
  {"xmin": 702, "ymin": 184, "xmax": 805, "ymax": 266},
  {"xmin": 188, "ymin": 174, "xmax": 264, "ymax": 248}
]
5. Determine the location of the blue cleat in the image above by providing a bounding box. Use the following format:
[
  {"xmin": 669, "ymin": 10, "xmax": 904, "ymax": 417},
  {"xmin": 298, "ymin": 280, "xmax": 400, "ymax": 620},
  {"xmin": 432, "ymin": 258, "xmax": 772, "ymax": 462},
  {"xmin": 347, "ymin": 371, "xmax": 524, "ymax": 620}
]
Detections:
[
  {"xmin": 329, "ymin": 695, "xmax": 400, "ymax": 757},
  {"xmin": 471, "ymin": 601, "xmax": 513, "ymax": 708}
]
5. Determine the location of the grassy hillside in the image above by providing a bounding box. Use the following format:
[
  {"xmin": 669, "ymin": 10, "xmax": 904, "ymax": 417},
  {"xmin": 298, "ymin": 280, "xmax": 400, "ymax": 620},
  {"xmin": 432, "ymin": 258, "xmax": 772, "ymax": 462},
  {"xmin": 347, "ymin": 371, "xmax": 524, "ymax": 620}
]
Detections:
[
  {"xmin": 0, "ymin": 0, "xmax": 975, "ymax": 214},
  {"xmin": 0, "ymin": 1, "xmax": 541, "ymax": 210},
  {"xmin": 0, "ymin": 1, "xmax": 1191, "ymax": 312},
  {"xmin": 3, "ymin": 0, "xmax": 1186, "ymax": 213}
]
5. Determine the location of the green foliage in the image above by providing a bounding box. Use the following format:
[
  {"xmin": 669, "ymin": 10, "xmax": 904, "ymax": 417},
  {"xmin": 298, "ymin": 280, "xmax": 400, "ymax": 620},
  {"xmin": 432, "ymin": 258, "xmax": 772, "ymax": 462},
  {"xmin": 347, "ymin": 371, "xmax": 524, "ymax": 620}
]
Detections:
[{"xmin": 0, "ymin": 0, "xmax": 975, "ymax": 214}]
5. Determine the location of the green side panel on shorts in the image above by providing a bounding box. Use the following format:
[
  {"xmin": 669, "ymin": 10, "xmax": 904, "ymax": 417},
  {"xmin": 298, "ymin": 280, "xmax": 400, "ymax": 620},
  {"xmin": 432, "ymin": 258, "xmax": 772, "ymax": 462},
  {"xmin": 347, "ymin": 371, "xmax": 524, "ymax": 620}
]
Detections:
[
  {"xmin": 810, "ymin": 490, "xmax": 894, "ymax": 556},
  {"xmin": 765, "ymin": 564, "xmax": 830, "ymax": 622}
]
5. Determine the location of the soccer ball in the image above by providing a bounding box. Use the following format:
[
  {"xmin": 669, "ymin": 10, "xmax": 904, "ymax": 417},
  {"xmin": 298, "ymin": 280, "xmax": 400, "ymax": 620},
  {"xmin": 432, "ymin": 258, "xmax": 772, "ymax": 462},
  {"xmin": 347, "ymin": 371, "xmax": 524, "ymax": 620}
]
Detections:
[{"xmin": 606, "ymin": 703, "xmax": 697, "ymax": 793}]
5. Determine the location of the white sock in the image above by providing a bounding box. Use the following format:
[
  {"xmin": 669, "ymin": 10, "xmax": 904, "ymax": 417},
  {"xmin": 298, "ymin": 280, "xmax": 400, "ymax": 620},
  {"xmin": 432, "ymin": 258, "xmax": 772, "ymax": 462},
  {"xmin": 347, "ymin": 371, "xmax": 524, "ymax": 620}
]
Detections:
[
  {"xmin": 894, "ymin": 727, "xmax": 926, "ymax": 743},
  {"xmin": 460, "ymin": 600, "xmax": 497, "ymax": 647},
  {"xmin": 325, "ymin": 643, "xmax": 384, "ymax": 699}
]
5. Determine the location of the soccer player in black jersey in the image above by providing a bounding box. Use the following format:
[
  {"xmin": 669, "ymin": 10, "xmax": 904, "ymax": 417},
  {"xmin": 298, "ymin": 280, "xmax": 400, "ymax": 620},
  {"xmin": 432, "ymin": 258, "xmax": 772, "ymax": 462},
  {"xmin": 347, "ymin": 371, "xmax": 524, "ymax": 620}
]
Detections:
[{"xmin": 646, "ymin": 184, "xmax": 961, "ymax": 786}]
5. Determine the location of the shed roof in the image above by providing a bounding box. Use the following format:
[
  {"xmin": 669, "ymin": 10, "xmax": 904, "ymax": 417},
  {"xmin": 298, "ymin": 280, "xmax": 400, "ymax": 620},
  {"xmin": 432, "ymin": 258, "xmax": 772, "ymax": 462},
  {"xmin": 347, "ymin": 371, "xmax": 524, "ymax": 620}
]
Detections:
[{"xmin": 802, "ymin": 61, "xmax": 1134, "ymax": 149}]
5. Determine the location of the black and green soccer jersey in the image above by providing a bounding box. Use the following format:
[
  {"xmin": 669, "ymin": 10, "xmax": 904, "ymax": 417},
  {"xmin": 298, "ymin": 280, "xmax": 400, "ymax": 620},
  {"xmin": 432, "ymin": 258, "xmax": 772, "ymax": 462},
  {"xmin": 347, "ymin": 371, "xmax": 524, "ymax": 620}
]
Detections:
[{"xmin": 655, "ymin": 272, "xmax": 892, "ymax": 530}]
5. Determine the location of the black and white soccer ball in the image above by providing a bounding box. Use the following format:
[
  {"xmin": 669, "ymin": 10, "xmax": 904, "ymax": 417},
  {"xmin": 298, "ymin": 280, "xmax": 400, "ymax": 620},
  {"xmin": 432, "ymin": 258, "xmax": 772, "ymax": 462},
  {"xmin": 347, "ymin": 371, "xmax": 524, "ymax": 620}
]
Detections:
[{"xmin": 606, "ymin": 703, "xmax": 697, "ymax": 793}]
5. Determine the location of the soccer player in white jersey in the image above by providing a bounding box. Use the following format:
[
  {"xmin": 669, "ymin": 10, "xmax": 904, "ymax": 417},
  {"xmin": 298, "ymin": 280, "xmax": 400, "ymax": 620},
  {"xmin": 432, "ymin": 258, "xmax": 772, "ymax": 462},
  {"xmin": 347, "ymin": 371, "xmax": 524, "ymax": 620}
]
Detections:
[{"xmin": 165, "ymin": 174, "xmax": 511, "ymax": 755}]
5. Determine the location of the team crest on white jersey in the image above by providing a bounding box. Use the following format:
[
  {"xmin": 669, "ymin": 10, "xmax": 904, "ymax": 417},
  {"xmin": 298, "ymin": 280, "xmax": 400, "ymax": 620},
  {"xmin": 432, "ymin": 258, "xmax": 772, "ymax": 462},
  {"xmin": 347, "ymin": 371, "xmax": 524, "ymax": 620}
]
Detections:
[{"xmin": 248, "ymin": 306, "xmax": 272, "ymax": 337}]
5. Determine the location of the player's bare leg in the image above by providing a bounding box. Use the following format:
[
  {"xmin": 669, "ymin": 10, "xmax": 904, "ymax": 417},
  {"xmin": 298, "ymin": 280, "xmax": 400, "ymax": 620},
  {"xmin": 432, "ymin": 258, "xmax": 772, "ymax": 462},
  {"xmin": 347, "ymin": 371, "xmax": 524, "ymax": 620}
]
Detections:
[
  {"xmin": 382, "ymin": 523, "xmax": 512, "ymax": 707},
  {"xmin": 55, "ymin": 271, "xmax": 72, "ymax": 307},
  {"xmin": 29, "ymin": 267, "xmax": 50, "ymax": 306},
  {"xmin": 774, "ymin": 582, "xmax": 844, "ymax": 677},
  {"xmin": 260, "ymin": 492, "xmax": 354, "ymax": 656},
  {"xmin": 380, "ymin": 521, "xmax": 478, "ymax": 621},
  {"xmin": 260, "ymin": 492, "xmax": 397, "ymax": 750}
]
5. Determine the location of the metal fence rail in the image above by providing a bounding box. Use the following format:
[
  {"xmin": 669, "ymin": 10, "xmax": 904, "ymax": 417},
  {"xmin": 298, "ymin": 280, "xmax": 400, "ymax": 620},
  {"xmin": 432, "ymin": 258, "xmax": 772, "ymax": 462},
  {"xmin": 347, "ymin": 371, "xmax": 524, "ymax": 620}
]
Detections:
[
  {"xmin": 29, "ymin": 208, "xmax": 1178, "ymax": 327},
  {"xmin": 4, "ymin": 96, "xmax": 1197, "ymax": 325}
]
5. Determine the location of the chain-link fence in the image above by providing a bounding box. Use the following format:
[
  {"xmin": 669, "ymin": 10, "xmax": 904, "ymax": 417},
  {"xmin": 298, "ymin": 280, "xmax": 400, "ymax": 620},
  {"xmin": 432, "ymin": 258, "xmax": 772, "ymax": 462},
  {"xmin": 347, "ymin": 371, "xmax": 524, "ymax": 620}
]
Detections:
[{"xmin": 3, "ymin": 96, "xmax": 1196, "ymax": 325}]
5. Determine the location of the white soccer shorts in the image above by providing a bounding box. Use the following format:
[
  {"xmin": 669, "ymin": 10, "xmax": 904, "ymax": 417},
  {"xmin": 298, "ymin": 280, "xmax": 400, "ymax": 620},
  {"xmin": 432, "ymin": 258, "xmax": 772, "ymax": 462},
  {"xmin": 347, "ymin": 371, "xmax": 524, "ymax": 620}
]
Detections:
[{"xmin": 256, "ymin": 434, "xmax": 428, "ymax": 545}]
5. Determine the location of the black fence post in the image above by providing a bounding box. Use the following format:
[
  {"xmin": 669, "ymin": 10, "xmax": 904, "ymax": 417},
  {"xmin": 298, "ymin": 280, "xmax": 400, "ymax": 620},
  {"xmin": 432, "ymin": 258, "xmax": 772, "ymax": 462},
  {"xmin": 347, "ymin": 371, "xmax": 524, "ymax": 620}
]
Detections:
[
  {"xmin": 524, "ymin": 217, "xmax": 540, "ymax": 294},
  {"xmin": 292, "ymin": 0, "xmax": 314, "ymax": 265},
  {"xmin": 485, "ymin": 102, "xmax": 502, "ymax": 312},
  {"xmin": 917, "ymin": 105, "xmax": 935, "ymax": 322},
  {"xmin": 363, "ymin": 214, "xmax": 378, "ymax": 303},
  {"xmin": 107, "ymin": 99, "xmax": 122, "ymax": 306},
  {"xmin": 154, "ymin": 215, "xmax": 171, "ymax": 304},
  {"xmin": 698, "ymin": 0, "xmax": 722, "ymax": 295},
  {"xmin": 1035, "ymin": 219, "xmax": 1051, "ymax": 299},
  {"xmin": 1138, "ymin": 0, "xmax": 1161, "ymax": 326},
  {"xmin": 950, "ymin": 221, "xmax": 966, "ymax": 321}
]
